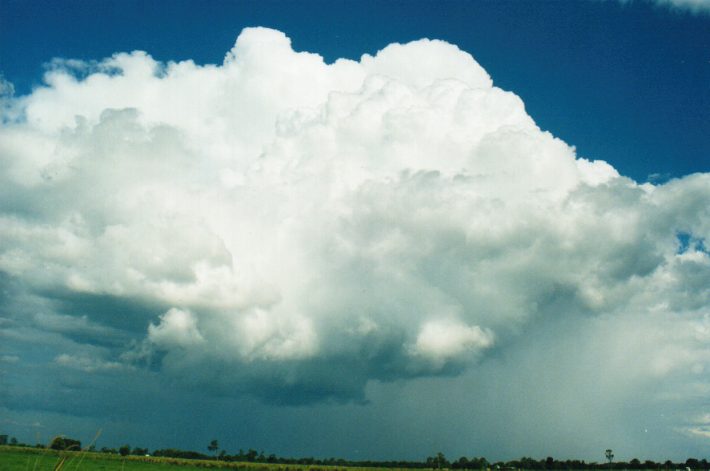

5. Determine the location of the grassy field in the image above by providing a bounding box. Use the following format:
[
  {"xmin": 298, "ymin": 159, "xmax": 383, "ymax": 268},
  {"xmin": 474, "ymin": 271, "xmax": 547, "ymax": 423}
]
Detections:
[{"xmin": 0, "ymin": 446, "xmax": 401, "ymax": 471}]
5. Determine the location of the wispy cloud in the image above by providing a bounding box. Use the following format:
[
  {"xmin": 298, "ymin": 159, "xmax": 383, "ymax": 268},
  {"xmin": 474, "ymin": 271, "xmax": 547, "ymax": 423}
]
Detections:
[
  {"xmin": 656, "ymin": 0, "xmax": 710, "ymax": 13},
  {"xmin": 617, "ymin": 0, "xmax": 710, "ymax": 14}
]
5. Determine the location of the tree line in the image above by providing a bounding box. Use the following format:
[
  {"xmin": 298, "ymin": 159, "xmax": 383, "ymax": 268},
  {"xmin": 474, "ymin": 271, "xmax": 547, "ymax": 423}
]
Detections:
[{"xmin": 1, "ymin": 434, "xmax": 708, "ymax": 470}]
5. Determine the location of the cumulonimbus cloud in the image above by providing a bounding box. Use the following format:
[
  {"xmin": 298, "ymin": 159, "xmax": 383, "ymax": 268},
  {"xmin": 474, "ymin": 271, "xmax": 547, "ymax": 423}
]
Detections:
[{"xmin": 0, "ymin": 28, "xmax": 708, "ymax": 408}]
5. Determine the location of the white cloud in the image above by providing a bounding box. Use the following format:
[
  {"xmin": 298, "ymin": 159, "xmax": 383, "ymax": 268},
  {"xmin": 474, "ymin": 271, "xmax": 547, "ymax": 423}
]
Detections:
[
  {"xmin": 148, "ymin": 308, "xmax": 204, "ymax": 348},
  {"xmin": 235, "ymin": 308, "xmax": 318, "ymax": 361},
  {"xmin": 411, "ymin": 318, "xmax": 494, "ymax": 368},
  {"xmin": 617, "ymin": 0, "xmax": 710, "ymax": 13},
  {"xmin": 0, "ymin": 27, "xmax": 708, "ymax": 425},
  {"xmin": 655, "ymin": 0, "xmax": 710, "ymax": 13}
]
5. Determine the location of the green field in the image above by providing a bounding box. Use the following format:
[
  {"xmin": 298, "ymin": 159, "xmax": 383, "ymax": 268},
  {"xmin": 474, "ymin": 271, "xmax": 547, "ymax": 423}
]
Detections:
[{"xmin": 0, "ymin": 447, "xmax": 394, "ymax": 471}]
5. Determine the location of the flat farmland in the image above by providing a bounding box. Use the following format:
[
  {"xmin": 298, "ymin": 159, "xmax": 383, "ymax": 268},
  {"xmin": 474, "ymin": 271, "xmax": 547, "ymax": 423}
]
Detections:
[{"xmin": 0, "ymin": 447, "xmax": 403, "ymax": 471}]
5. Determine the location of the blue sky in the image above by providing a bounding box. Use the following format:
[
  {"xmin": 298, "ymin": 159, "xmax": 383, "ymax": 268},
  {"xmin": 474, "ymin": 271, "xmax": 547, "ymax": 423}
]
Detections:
[{"xmin": 0, "ymin": 0, "xmax": 709, "ymax": 462}]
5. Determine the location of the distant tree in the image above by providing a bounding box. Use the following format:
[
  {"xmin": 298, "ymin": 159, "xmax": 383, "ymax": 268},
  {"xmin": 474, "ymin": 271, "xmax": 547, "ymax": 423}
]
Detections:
[
  {"xmin": 208, "ymin": 439, "xmax": 219, "ymax": 455},
  {"xmin": 49, "ymin": 437, "xmax": 81, "ymax": 451},
  {"xmin": 0, "ymin": 435, "xmax": 7, "ymax": 445},
  {"xmin": 606, "ymin": 450, "xmax": 614, "ymax": 466},
  {"xmin": 427, "ymin": 453, "xmax": 448, "ymax": 469},
  {"xmin": 119, "ymin": 444, "xmax": 130, "ymax": 456},
  {"xmin": 472, "ymin": 457, "xmax": 489, "ymax": 470},
  {"xmin": 10, "ymin": 437, "xmax": 18, "ymax": 446},
  {"xmin": 518, "ymin": 456, "xmax": 543, "ymax": 470}
]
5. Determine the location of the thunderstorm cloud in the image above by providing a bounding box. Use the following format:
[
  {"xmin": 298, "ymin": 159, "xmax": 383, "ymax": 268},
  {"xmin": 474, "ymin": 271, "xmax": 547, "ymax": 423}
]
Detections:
[{"xmin": 0, "ymin": 27, "xmax": 708, "ymax": 457}]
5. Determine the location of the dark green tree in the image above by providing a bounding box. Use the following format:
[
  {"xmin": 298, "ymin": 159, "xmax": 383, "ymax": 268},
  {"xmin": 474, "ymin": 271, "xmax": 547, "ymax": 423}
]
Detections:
[
  {"xmin": 119, "ymin": 444, "xmax": 130, "ymax": 456},
  {"xmin": 208, "ymin": 439, "xmax": 219, "ymax": 456},
  {"xmin": 427, "ymin": 452, "xmax": 448, "ymax": 469},
  {"xmin": 49, "ymin": 437, "xmax": 81, "ymax": 451}
]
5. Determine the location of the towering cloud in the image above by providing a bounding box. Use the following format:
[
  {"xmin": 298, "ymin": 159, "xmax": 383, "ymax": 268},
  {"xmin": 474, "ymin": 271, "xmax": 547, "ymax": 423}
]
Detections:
[{"xmin": 0, "ymin": 27, "xmax": 708, "ymax": 455}]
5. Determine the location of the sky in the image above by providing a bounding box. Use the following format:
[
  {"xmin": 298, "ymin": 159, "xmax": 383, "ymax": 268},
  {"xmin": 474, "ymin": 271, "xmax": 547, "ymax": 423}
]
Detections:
[{"xmin": 0, "ymin": 0, "xmax": 709, "ymax": 463}]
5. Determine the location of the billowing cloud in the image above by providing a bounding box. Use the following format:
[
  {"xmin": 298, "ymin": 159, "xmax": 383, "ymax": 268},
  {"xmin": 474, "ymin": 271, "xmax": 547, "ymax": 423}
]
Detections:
[
  {"xmin": 148, "ymin": 308, "xmax": 204, "ymax": 348},
  {"xmin": 0, "ymin": 27, "xmax": 708, "ymax": 455},
  {"xmin": 411, "ymin": 319, "xmax": 494, "ymax": 369}
]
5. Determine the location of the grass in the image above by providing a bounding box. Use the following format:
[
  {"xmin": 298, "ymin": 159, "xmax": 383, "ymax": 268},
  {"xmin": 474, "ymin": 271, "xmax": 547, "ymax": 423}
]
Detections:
[{"xmin": 0, "ymin": 446, "xmax": 410, "ymax": 471}]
